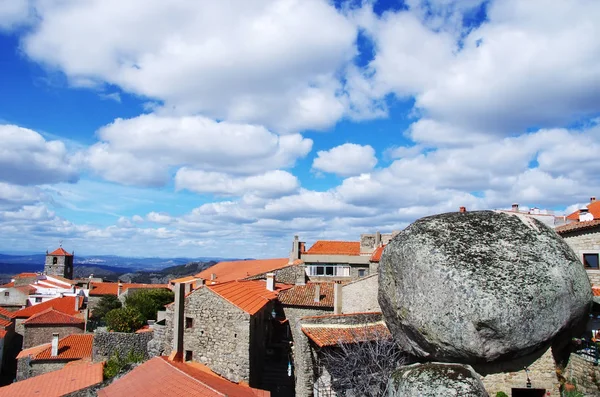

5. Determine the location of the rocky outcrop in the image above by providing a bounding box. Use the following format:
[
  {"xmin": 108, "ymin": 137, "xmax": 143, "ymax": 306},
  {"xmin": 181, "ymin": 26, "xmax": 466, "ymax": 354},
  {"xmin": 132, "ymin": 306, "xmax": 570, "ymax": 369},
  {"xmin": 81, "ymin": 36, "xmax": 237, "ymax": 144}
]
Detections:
[
  {"xmin": 379, "ymin": 210, "xmax": 591, "ymax": 369},
  {"xmin": 389, "ymin": 362, "xmax": 489, "ymax": 397}
]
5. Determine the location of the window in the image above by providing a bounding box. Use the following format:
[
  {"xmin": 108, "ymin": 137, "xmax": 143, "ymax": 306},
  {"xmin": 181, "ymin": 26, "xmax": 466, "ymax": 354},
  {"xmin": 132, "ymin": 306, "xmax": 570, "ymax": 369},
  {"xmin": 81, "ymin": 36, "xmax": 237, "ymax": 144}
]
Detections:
[
  {"xmin": 584, "ymin": 254, "xmax": 599, "ymax": 269},
  {"xmin": 4, "ymin": 292, "xmax": 9, "ymax": 297},
  {"xmin": 185, "ymin": 317, "xmax": 193, "ymax": 329},
  {"xmin": 358, "ymin": 269, "xmax": 366, "ymax": 278},
  {"xmin": 306, "ymin": 265, "xmax": 350, "ymax": 277},
  {"xmin": 35, "ymin": 297, "xmax": 42, "ymax": 303},
  {"xmin": 52, "ymin": 257, "xmax": 58, "ymax": 264},
  {"xmin": 185, "ymin": 350, "xmax": 193, "ymax": 362}
]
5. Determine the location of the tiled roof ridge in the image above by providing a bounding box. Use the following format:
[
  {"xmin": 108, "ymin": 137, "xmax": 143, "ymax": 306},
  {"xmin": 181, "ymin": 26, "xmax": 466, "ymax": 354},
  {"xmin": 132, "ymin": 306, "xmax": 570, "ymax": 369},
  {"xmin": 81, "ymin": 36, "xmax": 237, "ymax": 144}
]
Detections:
[
  {"xmin": 49, "ymin": 247, "xmax": 73, "ymax": 256},
  {"xmin": 555, "ymin": 219, "xmax": 600, "ymax": 234},
  {"xmin": 161, "ymin": 358, "xmax": 227, "ymax": 397},
  {"xmin": 23, "ymin": 307, "xmax": 84, "ymax": 325}
]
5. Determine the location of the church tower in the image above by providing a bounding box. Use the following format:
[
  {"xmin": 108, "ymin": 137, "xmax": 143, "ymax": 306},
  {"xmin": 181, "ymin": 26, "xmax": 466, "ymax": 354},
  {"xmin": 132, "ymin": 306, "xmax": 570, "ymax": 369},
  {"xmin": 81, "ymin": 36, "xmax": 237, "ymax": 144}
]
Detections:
[{"xmin": 44, "ymin": 246, "xmax": 74, "ymax": 279}]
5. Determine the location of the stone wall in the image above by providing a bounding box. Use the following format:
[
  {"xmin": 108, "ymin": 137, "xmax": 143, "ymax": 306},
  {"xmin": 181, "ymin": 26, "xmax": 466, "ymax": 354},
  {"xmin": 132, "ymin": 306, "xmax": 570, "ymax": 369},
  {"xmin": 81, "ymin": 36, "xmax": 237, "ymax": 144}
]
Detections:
[
  {"xmin": 17, "ymin": 358, "xmax": 69, "ymax": 380},
  {"xmin": 561, "ymin": 227, "xmax": 600, "ymax": 285},
  {"xmin": 179, "ymin": 287, "xmax": 252, "ymax": 383},
  {"xmin": 244, "ymin": 264, "xmax": 307, "ymax": 285},
  {"xmin": 563, "ymin": 353, "xmax": 600, "ymax": 395},
  {"xmin": 23, "ymin": 324, "xmax": 84, "ymax": 349},
  {"xmin": 481, "ymin": 346, "xmax": 560, "ymax": 396},
  {"xmin": 15, "ymin": 318, "xmax": 25, "ymax": 338},
  {"xmin": 86, "ymin": 296, "xmax": 103, "ymax": 312},
  {"xmin": 283, "ymin": 306, "xmax": 333, "ymax": 397},
  {"xmin": 342, "ymin": 274, "xmax": 380, "ymax": 314},
  {"xmin": 92, "ymin": 330, "xmax": 153, "ymax": 361}
]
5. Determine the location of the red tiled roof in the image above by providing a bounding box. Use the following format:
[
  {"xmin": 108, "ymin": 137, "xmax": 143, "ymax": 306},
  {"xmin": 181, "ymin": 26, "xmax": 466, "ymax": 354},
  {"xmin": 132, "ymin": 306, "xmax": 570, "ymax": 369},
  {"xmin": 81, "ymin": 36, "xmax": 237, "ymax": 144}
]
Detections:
[
  {"xmin": 306, "ymin": 241, "xmax": 361, "ymax": 256},
  {"xmin": 15, "ymin": 285, "xmax": 36, "ymax": 295},
  {"xmin": 0, "ymin": 360, "xmax": 103, "ymax": 397},
  {"xmin": 48, "ymin": 247, "xmax": 73, "ymax": 256},
  {"xmin": 278, "ymin": 283, "xmax": 334, "ymax": 308},
  {"xmin": 370, "ymin": 245, "xmax": 386, "ymax": 262},
  {"xmin": 567, "ymin": 200, "xmax": 600, "ymax": 221},
  {"xmin": 29, "ymin": 334, "xmax": 93, "ymax": 361},
  {"xmin": 169, "ymin": 275, "xmax": 199, "ymax": 284},
  {"xmin": 97, "ymin": 356, "xmax": 269, "ymax": 397},
  {"xmin": 23, "ymin": 308, "xmax": 84, "ymax": 326},
  {"xmin": 195, "ymin": 258, "xmax": 291, "ymax": 284},
  {"xmin": 207, "ymin": 280, "xmax": 291, "ymax": 315},
  {"xmin": 17, "ymin": 343, "xmax": 51, "ymax": 360},
  {"xmin": 593, "ymin": 286, "xmax": 600, "ymax": 297},
  {"xmin": 0, "ymin": 282, "xmax": 14, "ymax": 288},
  {"xmin": 0, "ymin": 307, "xmax": 17, "ymax": 319},
  {"xmin": 89, "ymin": 282, "xmax": 169, "ymax": 296},
  {"xmin": 302, "ymin": 322, "xmax": 391, "ymax": 347},
  {"xmin": 13, "ymin": 296, "xmax": 83, "ymax": 319},
  {"xmin": 0, "ymin": 318, "xmax": 11, "ymax": 327},
  {"xmin": 555, "ymin": 219, "xmax": 600, "ymax": 234},
  {"xmin": 14, "ymin": 273, "xmax": 39, "ymax": 279}
]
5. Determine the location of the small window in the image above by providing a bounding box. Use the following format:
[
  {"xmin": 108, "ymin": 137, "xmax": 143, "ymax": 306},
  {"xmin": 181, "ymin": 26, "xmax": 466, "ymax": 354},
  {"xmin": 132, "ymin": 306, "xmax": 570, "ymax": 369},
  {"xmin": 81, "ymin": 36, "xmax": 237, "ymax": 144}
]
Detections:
[
  {"xmin": 4, "ymin": 291, "xmax": 9, "ymax": 297},
  {"xmin": 316, "ymin": 266, "xmax": 324, "ymax": 275},
  {"xmin": 52, "ymin": 257, "xmax": 58, "ymax": 264},
  {"xmin": 185, "ymin": 317, "xmax": 193, "ymax": 329},
  {"xmin": 325, "ymin": 266, "xmax": 334, "ymax": 276},
  {"xmin": 185, "ymin": 350, "xmax": 193, "ymax": 362},
  {"xmin": 358, "ymin": 269, "xmax": 366, "ymax": 278},
  {"xmin": 584, "ymin": 254, "xmax": 599, "ymax": 268},
  {"xmin": 35, "ymin": 297, "xmax": 42, "ymax": 303}
]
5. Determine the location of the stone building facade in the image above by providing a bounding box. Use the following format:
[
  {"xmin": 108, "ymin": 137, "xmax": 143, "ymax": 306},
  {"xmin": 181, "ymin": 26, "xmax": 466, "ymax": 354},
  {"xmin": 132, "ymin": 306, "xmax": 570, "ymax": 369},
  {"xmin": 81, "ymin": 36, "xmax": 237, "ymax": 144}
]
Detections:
[
  {"xmin": 556, "ymin": 221, "xmax": 600, "ymax": 284},
  {"xmin": 92, "ymin": 330, "xmax": 153, "ymax": 361},
  {"xmin": 23, "ymin": 323, "xmax": 84, "ymax": 349},
  {"xmin": 341, "ymin": 274, "xmax": 380, "ymax": 314},
  {"xmin": 44, "ymin": 247, "xmax": 74, "ymax": 280}
]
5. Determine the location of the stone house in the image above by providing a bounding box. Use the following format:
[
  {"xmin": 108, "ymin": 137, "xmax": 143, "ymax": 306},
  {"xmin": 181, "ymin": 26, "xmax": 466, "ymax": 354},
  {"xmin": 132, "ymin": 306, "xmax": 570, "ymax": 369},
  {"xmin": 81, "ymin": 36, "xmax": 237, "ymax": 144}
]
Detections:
[
  {"xmin": 87, "ymin": 281, "xmax": 169, "ymax": 310},
  {"xmin": 193, "ymin": 257, "xmax": 296, "ymax": 285},
  {"xmin": 0, "ymin": 285, "xmax": 31, "ymax": 311},
  {"xmin": 556, "ymin": 220, "xmax": 600, "ymax": 284},
  {"xmin": 16, "ymin": 333, "xmax": 93, "ymax": 380},
  {"xmin": 164, "ymin": 278, "xmax": 291, "ymax": 387},
  {"xmin": 13, "ymin": 295, "xmax": 85, "ymax": 338},
  {"xmin": 341, "ymin": 274, "xmax": 381, "ymax": 314},
  {"xmin": 22, "ymin": 308, "xmax": 85, "ymax": 349}
]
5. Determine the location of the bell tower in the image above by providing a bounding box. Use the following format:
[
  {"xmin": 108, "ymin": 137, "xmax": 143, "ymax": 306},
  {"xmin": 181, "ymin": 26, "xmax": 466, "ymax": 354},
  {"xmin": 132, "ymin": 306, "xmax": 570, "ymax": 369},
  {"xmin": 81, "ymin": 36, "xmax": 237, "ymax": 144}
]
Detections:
[{"xmin": 44, "ymin": 245, "xmax": 74, "ymax": 279}]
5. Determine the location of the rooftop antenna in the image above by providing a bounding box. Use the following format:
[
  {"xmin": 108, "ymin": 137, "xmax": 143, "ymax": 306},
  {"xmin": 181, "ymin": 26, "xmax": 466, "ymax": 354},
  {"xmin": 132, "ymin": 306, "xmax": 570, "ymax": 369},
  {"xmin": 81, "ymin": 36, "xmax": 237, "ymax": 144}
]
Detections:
[{"xmin": 59, "ymin": 240, "xmax": 63, "ymax": 248}]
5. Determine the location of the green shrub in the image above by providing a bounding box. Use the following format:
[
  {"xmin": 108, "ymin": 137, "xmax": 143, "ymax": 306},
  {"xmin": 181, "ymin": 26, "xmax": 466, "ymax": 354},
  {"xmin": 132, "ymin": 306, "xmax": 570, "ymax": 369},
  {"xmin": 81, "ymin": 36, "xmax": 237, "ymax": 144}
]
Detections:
[
  {"xmin": 105, "ymin": 306, "xmax": 144, "ymax": 333},
  {"xmin": 125, "ymin": 288, "xmax": 174, "ymax": 322},
  {"xmin": 103, "ymin": 350, "xmax": 144, "ymax": 379},
  {"xmin": 92, "ymin": 295, "xmax": 122, "ymax": 321},
  {"xmin": 495, "ymin": 392, "xmax": 509, "ymax": 397}
]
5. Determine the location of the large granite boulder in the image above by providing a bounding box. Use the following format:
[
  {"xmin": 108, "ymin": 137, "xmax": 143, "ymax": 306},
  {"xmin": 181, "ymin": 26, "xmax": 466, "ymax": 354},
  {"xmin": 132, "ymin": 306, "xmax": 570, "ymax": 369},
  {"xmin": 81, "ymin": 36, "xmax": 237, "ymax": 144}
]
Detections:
[
  {"xmin": 389, "ymin": 362, "xmax": 488, "ymax": 397},
  {"xmin": 379, "ymin": 210, "xmax": 591, "ymax": 368}
]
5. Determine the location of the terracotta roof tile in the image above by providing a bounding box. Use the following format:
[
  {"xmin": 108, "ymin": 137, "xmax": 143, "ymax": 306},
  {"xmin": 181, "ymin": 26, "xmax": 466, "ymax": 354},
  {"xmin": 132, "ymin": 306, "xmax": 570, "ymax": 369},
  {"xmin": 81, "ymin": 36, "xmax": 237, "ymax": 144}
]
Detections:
[
  {"xmin": 48, "ymin": 247, "xmax": 73, "ymax": 256},
  {"xmin": 27, "ymin": 334, "xmax": 93, "ymax": 361},
  {"xmin": 0, "ymin": 282, "xmax": 14, "ymax": 288},
  {"xmin": 23, "ymin": 308, "xmax": 85, "ymax": 326},
  {"xmin": 0, "ymin": 307, "xmax": 17, "ymax": 319},
  {"xmin": 0, "ymin": 360, "xmax": 103, "ymax": 397},
  {"xmin": 593, "ymin": 286, "xmax": 600, "ymax": 297},
  {"xmin": 207, "ymin": 280, "xmax": 291, "ymax": 315},
  {"xmin": 0, "ymin": 318, "xmax": 11, "ymax": 327},
  {"xmin": 278, "ymin": 283, "xmax": 334, "ymax": 308},
  {"xmin": 17, "ymin": 343, "xmax": 51, "ymax": 359},
  {"xmin": 14, "ymin": 296, "xmax": 83, "ymax": 319},
  {"xmin": 566, "ymin": 200, "xmax": 600, "ymax": 220},
  {"xmin": 89, "ymin": 282, "xmax": 169, "ymax": 296},
  {"xmin": 306, "ymin": 241, "xmax": 361, "ymax": 256},
  {"xmin": 555, "ymin": 219, "xmax": 600, "ymax": 234},
  {"xmin": 97, "ymin": 356, "xmax": 269, "ymax": 397},
  {"xmin": 370, "ymin": 245, "xmax": 386, "ymax": 262},
  {"xmin": 14, "ymin": 273, "xmax": 39, "ymax": 279},
  {"xmin": 195, "ymin": 258, "xmax": 291, "ymax": 284},
  {"xmin": 302, "ymin": 322, "xmax": 391, "ymax": 347}
]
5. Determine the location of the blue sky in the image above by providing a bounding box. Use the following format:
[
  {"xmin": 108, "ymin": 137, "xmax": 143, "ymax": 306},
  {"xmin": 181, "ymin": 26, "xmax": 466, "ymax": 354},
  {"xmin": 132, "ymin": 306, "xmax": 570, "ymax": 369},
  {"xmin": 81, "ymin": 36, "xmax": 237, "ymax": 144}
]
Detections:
[{"xmin": 1, "ymin": 0, "xmax": 599, "ymax": 258}]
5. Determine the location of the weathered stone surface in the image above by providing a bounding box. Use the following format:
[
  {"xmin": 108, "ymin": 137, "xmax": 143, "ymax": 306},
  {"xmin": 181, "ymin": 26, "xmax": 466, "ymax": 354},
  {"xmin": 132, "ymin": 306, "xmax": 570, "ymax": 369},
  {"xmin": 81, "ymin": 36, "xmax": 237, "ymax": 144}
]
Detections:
[
  {"xmin": 389, "ymin": 362, "xmax": 489, "ymax": 397},
  {"xmin": 379, "ymin": 210, "xmax": 592, "ymax": 366}
]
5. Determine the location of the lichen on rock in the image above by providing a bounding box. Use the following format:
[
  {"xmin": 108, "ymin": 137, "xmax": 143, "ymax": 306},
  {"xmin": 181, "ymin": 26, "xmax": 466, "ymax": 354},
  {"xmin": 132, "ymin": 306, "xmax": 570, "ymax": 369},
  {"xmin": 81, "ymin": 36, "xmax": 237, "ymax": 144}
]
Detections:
[{"xmin": 378, "ymin": 210, "xmax": 592, "ymax": 370}]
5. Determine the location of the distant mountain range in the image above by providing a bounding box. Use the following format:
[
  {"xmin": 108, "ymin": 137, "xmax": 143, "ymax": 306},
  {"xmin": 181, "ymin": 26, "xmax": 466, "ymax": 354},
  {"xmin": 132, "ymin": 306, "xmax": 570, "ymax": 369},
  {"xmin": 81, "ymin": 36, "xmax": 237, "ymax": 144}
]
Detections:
[{"xmin": 0, "ymin": 253, "xmax": 239, "ymax": 285}]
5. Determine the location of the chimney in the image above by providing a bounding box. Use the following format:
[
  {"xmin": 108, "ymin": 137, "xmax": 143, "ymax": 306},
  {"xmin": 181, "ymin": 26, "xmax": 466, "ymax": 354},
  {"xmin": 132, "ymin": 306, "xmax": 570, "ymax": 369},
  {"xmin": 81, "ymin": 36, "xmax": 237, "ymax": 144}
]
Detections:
[
  {"xmin": 117, "ymin": 282, "xmax": 123, "ymax": 296},
  {"xmin": 592, "ymin": 197, "xmax": 597, "ymax": 203},
  {"xmin": 197, "ymin": 278, "xmax": 205, "ymax": 287},
  {"xmin": 580, "ymin": 208, "xmax": 593, "ymax": 222},
  {"xmin": 375, "ymin": 232, "xmax": 382, "ymax": 248},
  {"xmin": 266, "ymin": 273, "xmax": 275, "ymax": 292},
  {"xmin": 75, "ymin": 295, "xmax": 80, "ymax": 311},
  {"xmin": 314, "ymin": 284, "xmax": 321, "ymax": 303},
  {"xmin": 210, "ymin": 273, "xmax": 216, "ymax": 281},
  {"xmin": 295, "ymin": 268, "xmax": 306, "ymax": 286},
  {"xmin": 289, "ymin": 235, "xmax": 300, "ymax": 264},
  {"xmin": 459, "ymin": 206, "xmax": 466, "ymax": 213},
  {"xmin": 51, "ymin": 333, "xmax": 59, "ymax": 357},
  {"xmin": 333, "ymin": 282, "xmax": 343, "ymax": 315},
  {"xmin": 169, "ymin": 282, "xmax": 185, "ymax": 362},
  {"xmin": 512, "ymin": 203, "xmax": 519, "ymax": 212}
]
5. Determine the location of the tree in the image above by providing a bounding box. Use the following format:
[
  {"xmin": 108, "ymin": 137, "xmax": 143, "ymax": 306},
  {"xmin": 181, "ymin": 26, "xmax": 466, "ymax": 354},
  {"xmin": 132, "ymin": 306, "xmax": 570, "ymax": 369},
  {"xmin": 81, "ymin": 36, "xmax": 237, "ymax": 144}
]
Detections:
[
  {"xmin": 125, "ymin": 288, "xmax": 174, "ymax": 322},
  {"xmin": 105, "ymin": 306, "xmax": 145, "ymax": 333},
  {"xmin": 92, "ymin": 295, "xmax": 122, "ymax": 321},
  {"xmin": 315, "ymin": 325, "xmax": 405, "ymax": 397}
]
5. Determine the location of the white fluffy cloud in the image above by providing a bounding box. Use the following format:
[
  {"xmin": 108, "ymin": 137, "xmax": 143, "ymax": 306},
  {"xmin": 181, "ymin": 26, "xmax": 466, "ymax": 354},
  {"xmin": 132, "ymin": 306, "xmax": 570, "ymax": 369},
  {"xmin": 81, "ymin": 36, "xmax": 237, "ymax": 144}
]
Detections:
[
  {"xmin": 0, "ymin": 0, "xmax": 31, "ymax": 30},
  {"xmin": 21, "ymin": 0, "xmax": 358, "ymax": 132},
  {"xmin": 86, "ymin": 113, "xmax": 312, "ymax": 187},
  {"xmin": 175, "ymin": 169, "xmax": 299, "ymax": 198},
  {"xmin": 0, "ymin": 125, "xmax": 79, "ymax": 185},
  {"xmin": 312, "ymin": 143, "xmax": 377, "ymax": 177}
]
